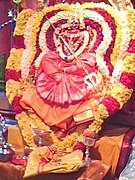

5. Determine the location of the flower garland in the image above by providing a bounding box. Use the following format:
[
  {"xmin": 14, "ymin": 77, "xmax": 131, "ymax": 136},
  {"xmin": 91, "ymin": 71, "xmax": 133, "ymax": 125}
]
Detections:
[
  {"xmin": 16, "ymin": 111, "xmax": 84, "ymax": 150},
  {"xmin": 6, "ymin": 48, "xmax": 24, "ymax": 72},
  {"xmin": 6, "ymin": 3, "xmax": 135, "ymax": 149},
  {"xmin": 127, "ymin": 10, "xmax": 135, "ymax": 40},
  {"xmin": 14, "ymin": 9, "xmax": 34, "ymax": 36},
  {"xmin": 6, "ymin": 78, "xmax": 34, "ymax": 104},
  {"xmin": 82, "ymin": 3, "xmax": 122, "ymax": 67},
  {"xmin": 21, "ymin": 12, "xmax": 44, "ymax": 78}
]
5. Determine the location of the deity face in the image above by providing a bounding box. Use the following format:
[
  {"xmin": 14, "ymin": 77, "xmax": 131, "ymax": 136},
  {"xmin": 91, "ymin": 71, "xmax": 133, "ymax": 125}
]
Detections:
[
  {"xmin": 70, "ymin": 19, "xmax": 80, "ymax": 30},
  {"xmin": 54, "ymin": 17, "xmax": 96, "ymax": 62}
]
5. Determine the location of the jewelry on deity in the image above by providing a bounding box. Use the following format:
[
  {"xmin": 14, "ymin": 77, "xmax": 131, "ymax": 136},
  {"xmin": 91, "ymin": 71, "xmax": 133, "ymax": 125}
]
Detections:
[
  {"xmin": 56, "ymin": 29, "xmax": 90, "ymax": 61},
  {"xmin": 44, "ymin": 6, "xmax": 101, "ymax": 89}
]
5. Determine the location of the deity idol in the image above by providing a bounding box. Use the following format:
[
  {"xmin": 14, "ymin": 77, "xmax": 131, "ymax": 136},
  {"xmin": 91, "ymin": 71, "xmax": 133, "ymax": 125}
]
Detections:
[{"xmin": 20, "ymin": 14, "xmax": 106, "ymax": 137}]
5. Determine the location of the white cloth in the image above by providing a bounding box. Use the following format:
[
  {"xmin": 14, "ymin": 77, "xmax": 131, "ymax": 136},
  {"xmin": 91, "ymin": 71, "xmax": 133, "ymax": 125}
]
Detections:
[{"xmin": 119, "ymin": 137, "xmax": 135, "ymax": 180}]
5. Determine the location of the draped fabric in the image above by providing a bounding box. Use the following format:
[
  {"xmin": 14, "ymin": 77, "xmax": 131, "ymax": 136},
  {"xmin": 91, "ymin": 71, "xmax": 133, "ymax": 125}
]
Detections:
[
  {"xmin": 36, "ymin": 51, "xmax": 97, "ymax": 105},
  {"xmin": 20, "ymin": 51, "xmax": 101, "ymax": 129}
]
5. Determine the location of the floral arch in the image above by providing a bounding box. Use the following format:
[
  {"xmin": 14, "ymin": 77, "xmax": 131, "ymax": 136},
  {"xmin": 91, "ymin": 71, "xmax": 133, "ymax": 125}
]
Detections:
[{"xmin": 5, "ymin": 2, "xmax": 135, "ymax": 149}]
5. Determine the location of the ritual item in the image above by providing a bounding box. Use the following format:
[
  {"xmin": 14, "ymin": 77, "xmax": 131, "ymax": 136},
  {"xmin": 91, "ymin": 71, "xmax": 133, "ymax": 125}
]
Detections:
[
  {"xmin": 83, "ymin": 136, "xmax": 96, "ymax": 167},
  {"xmin": 82, "ymin": 129, "xmax": 97, "ymax": 166},
  {"xmin": 33, "ymin": 128, "xmax": 53, "ymax": 146},
  {"xmin": 0, "ymin": 114, "xmax": 8, "ymax": 143},
  {"xmin": 0, "ymin": 143, "xmax": 15, "ymax": 162},
  {"xmin": 0, "ymin": 114, "xmax": 15, "ymax": 162}
]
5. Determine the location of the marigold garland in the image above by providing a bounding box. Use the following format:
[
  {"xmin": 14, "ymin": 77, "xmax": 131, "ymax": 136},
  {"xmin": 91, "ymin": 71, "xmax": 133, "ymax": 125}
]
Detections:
[
  {"xmin": 6, "ymin": 48, "xmax": 24, "ymax": 71},
  {"xmin": 16, "ymin": 112, "xmax": 48, "ymax": 147},
  {"xmin": 127, "ymin": 10, "xmax": 135, "ymax": 40},
  {"xmin": 6, "ymin": 80, "xmax": 21, "ymax": 104},
  {"xmin": 21, "ymin": 13, "xmax": 42, "ymax": 78},
  {"xmin": 14, "ymin": 9, "xmax": 34, "ymax": 36},
  {"xmin": 16, "ymin": 111, "xmax": 85, "ymax": 151},
  {"xmin": 6, "ymin": 78, "xmax": 34, "ymax": 104},
  {"xmin": 6, "ymin": 3, "xmax": 135, "ymax": 149},
  {"xmin": 96, "ymin": 104, "xmax": 109, "ymax": 120},
  {"xmin": 123, "ymin": 54, "xmax": 135, "ymax": 74},
  {"xmin": 110, "ymin": 83, "xmax": 133, "ymax": 108}
]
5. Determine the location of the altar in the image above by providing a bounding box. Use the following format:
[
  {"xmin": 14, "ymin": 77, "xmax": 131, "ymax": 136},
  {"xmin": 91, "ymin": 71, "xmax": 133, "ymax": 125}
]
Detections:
[{"xmin": 0, "ymin": 0, "xmax": 135, "ymax": 179}]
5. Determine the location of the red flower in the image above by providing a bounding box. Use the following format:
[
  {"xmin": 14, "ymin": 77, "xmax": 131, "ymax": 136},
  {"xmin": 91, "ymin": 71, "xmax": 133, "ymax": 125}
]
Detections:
[
  {"xmin": 128, "ymin": 40, "xmax": 135, "ymax": 53},
  {"xmin": 12, "ymin": 97, "xmax": 23, "ymax": 114},
  {"xmin": 5, "ymin": 70, "xmax": 21, "ymax": 82},
  {"xmin": 120, "ymin": 72, "xmax": 135, "ymax": 89},
  {"xmin": 73, "ymin": 142, "xmax": 86, "ymax": 153},
  {"xmin": 13, "ymin": 35, "xmax": 25, "ymax": 49},
  {"xmin": 101, "ymin": 96, "xmax": 120, "ymax": 115}
]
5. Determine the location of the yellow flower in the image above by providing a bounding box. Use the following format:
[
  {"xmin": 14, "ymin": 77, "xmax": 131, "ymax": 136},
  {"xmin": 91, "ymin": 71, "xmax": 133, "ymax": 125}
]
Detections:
[
  {"xmin": 89, "ymin": 118, "xmax": 104, "ymax": 133},
  {"xmin": 110, "ymin": 83, "xmax": 133, "ymax": 108},
  {"xmin": 42, "ymin": 3, "xmax": 74, "ymax": 15},
  {"xmin": 6, "ymin": 48, "xmax": 24, "ymax": 71},
  {"xmin": 56, "ymin": 132, "xmax": 79, "ymax": 151},
  {"xmin": 6, "ymin": 78, "xmax": 34, "ymax": 104},
  {"xmin": 109, "ymin": 13, "xmax": 122, "ymax": 66},
  {"xmin": 16, "ymin": 111, "xmax": 81, "ymax": 151},
  {"xmin": 14, "ymin": 9, "xmax": 34, "ymax": 36},
  {"xmin": 123, "ymin": 54, "xmax": 135, "ymax": 74},
  {"xmin": 96, "ymin": 104, "xmax": 109, "ymax": 120},
  {"xmin": 6, "ymin": 80, "xmax": 21, "ymax": 104},
  {"xmin": 29, "ymin": 113, "xmax": 50, "ymax": 131},
  {"xmin": 89, "ymin": 104, "xmax": 109, "ymax": 133},
  {"xmin": 127, "ymin": 10, "xmax": 135, "ymax": 40},
  {"xmin": 16, "ymin": 112, "xmax": 36, "ymax": 147}
]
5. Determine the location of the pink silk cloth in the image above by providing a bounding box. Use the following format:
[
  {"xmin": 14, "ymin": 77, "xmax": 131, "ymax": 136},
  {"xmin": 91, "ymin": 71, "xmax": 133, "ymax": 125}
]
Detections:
[{"xmin": 36, "ymin": 51, "xmax": 97, "ymax": 105}]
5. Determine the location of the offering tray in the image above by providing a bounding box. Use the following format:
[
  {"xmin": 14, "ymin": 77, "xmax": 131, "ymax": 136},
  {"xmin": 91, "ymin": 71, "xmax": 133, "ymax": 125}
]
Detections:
[
  {"xmin": 33, "ymin": 128, "xmax": 53, "ymax": 146},
  {"xmin": 0, "ymin": 143, "xmax": 15, "ymax": 162}
]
